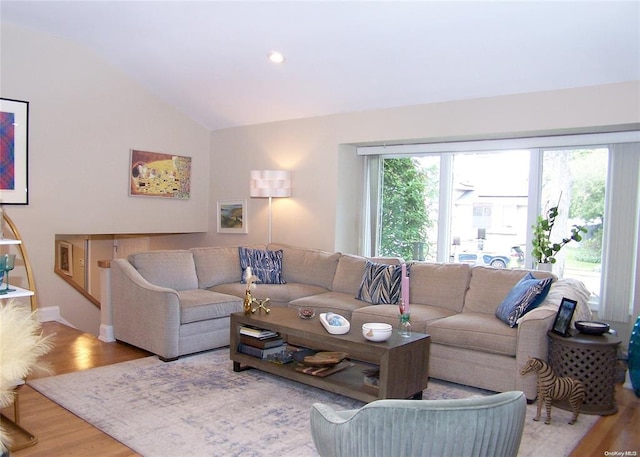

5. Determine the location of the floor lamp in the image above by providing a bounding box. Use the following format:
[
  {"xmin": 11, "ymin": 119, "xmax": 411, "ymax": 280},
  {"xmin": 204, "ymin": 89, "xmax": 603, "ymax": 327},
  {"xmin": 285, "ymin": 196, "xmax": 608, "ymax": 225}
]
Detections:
[{"xmin": 249, "ymin": 170, "xmax": 292, "ymax": 243}]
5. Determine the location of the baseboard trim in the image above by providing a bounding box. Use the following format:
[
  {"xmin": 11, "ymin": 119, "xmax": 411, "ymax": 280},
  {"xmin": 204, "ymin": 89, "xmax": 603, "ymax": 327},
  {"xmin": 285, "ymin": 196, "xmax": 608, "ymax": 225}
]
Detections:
[
  {"xmin": 37, "ymin": 306, "xmax": 74, "ymax": 328},
  {"xmin": 99, "ymin": 324, "xmax": 115, "ymax": 343},
  {"xmin": 37, "ymin": 306, "xmax": 60, "ymax": 322}
]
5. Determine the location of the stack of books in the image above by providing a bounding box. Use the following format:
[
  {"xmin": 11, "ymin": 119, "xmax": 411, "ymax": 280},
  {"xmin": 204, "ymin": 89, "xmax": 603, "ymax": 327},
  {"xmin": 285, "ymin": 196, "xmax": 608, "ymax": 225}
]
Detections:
[{"xmin": 237, "ymin": 326, "xmax": 286, "ymax": 359}]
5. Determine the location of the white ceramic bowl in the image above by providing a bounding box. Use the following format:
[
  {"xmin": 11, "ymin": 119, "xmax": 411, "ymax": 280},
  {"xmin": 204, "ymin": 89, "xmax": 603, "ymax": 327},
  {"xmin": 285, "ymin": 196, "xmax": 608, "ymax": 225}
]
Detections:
[
  {"xmin": 362, "ymin": 323, "xmax": 393, "ymax": 342},
  {"xmin": 320, "ymin": 312, "xmax": 351, "ymax": 335}
]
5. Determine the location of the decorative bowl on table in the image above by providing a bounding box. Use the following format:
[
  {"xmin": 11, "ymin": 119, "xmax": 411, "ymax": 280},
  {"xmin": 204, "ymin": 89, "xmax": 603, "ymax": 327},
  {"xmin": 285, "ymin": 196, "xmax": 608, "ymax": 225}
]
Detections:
[
  {"xmin": 575, "ymin": 320, "xmax": 610, "ymax": 336},
  {"xmin": 319, "ymin": 312, "xmax": 350, "ymax": 334},
  {"xmin": 298, "ymin": 307, "xmax": 316, "ymax": 319},
  {"xmin": 362, "ymin": 323, "xmax": 393, "ymax": 342}
]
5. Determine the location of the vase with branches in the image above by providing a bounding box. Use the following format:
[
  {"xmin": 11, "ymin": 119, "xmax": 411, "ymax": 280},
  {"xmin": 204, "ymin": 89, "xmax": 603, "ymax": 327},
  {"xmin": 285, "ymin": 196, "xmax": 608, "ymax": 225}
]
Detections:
[{"xmin": 531, "ymin": 198, "xmax": 587, "ymax": 265}]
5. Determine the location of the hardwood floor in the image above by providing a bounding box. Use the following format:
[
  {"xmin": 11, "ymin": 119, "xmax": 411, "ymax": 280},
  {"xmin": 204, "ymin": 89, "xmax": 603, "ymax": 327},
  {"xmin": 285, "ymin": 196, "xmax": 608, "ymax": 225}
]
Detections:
[
  {"xmin": 2, "ymin": 321, "xmax": 639, "ymax": 456},
  {"xmin": 569, "ymin": 384, "xmax": 640, "ymax": 457},
  {"xmin": 2, "ymin": 322, "xmax": 149, "ymax": 457}
]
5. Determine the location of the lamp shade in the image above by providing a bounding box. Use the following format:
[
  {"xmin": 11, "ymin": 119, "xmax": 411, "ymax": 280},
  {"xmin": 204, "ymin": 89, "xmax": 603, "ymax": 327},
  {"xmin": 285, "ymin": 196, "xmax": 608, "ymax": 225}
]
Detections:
[{"xmin": 249, "ymin": 170, "xmax": 291, "ymax": 198}]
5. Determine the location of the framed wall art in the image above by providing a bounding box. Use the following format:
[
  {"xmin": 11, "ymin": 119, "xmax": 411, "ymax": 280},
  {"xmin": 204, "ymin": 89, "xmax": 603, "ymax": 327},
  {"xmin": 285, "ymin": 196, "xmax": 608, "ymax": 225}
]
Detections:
[
  {"xmin": 0, "ymin": 98, "xmax": 29, "ymax": 205},
  {"xmin": 129, "ymin": 149, "xmax": 191, "ymax": 199},
  {"xmin": 57, "ymin": 241, "xmax": 73, "ymax": 276},
  {"xmin": 551, "ymin": 297, "xmax": 577, "ymax": 337},
  {"xmin": 217, "ymin": 199, "xmax": 247, "ymax": 234}
]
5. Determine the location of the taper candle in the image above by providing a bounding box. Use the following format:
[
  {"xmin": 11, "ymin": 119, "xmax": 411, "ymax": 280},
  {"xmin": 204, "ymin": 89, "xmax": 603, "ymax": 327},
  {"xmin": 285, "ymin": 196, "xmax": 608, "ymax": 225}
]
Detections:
[{"xmin": 401, "ymin": 263, "xmax": 410, "ymax": 313}]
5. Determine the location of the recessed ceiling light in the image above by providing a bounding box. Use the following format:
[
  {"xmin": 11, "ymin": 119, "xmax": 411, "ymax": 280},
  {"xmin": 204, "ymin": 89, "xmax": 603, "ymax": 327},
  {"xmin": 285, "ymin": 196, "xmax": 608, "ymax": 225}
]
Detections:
[{"xmin": 268, "ymin": 51, "xmax": 285, "ymax": 64}]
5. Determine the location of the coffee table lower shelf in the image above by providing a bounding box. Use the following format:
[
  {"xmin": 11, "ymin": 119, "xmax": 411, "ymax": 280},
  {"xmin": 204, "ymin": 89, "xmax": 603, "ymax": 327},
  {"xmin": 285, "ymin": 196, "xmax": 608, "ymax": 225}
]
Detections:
[
  {"xmin": 232, "ymin": 353, "xmax": 385, "ymax": 403},
  {"xmin": 229, "ymin": 308, "xmax": 430, "ymax": 404}
]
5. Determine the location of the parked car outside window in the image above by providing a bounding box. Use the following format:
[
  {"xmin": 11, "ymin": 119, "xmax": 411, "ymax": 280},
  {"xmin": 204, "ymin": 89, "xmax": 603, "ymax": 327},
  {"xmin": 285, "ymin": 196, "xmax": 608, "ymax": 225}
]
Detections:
[{"xmin": 452, "ymin": 246, "xmax": 524, "ymax": 269}]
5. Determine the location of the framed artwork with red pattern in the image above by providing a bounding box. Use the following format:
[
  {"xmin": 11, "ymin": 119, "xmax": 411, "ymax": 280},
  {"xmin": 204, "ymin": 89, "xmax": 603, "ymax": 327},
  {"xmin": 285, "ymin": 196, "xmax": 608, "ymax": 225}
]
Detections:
[{"xmin": 0, "ymin": 98, "xmax": 29, "ymax": 205}]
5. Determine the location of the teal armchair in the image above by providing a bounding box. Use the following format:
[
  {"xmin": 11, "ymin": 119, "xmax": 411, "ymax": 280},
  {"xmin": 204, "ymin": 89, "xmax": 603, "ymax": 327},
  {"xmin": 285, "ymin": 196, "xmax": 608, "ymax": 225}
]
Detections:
[{"xmin": 310, "ymin": 391, "xmax": 526, "ymax": 457}]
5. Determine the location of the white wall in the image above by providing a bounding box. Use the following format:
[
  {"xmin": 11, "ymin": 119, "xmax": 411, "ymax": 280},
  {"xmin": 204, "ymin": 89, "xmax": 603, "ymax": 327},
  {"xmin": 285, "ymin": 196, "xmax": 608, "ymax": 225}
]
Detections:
[
  {"xmin": 203, "ymin": 81, "xmax": 640, "ymax": 255},
  {"xmin": 2, "ymin": 23, "xmax": 638, "ymax": 336},
  {"xmin": 1, "ymin": 23, "xmax": 211, "ymax": 333}
]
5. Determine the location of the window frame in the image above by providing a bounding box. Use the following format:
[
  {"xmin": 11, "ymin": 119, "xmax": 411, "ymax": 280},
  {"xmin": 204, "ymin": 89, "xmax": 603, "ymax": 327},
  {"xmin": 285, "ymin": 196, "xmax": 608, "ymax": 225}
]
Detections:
[{"xmin": 359, "ymin": 131, "xmax": 640, "ymax": 320}]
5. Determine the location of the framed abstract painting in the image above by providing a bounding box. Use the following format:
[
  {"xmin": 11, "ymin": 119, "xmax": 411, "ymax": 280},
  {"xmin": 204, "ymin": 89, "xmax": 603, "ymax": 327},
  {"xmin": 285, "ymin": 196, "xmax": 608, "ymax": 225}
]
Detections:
[{"xmin": 0, "ymin": 98, "xmax": 29, "ymax": 205}]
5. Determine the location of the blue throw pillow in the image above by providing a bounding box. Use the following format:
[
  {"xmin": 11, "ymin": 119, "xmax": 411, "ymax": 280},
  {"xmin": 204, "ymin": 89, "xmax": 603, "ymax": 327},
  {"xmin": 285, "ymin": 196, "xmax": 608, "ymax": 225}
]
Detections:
[
  {"xmin": 495, "ymin": 272, "xmax": 553, "ymax": 327},
  {"xmin": 238, "ymin": 247, "xmax": 286, "ymax": 285},
  {"xmin": 356, "ymin": 261, "xmax": 402, "ymax": 305}
]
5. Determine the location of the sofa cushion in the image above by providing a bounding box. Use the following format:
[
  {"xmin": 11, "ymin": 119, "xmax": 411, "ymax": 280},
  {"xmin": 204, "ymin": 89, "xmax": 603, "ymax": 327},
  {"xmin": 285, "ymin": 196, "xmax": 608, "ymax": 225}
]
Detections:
[
  {"xmin": 332, "ymin": 254, "xmax": 403, "ymax": 295},
  {"xmin": 356, "ymin": 261, "xmax": 402, "ymax": 304},
  {"xmin": 495, "ymin": 272, "xmax": 553, "ymax": 327},
  {"xmin": 177, "ymin": 290, "xmax": 243, "ymax": 324},
  {"xmin": 267, "ymin": 243, "xmax": 340, "ymax": 290},
  {"xmin": 238, "ymin": 247, "xmax": 286, "ymax": 284},
  {"xmin": 463, "ymin": 267, "xmax": 555, "ymax": 315},
  {"xmin": 128, "ymin": 250, "xmax": 198, "ymax": 291},
  {"xmin": 427, "ymin": 312, "xmax": 517, "ymax": 357},
  {"xmin": 211, "ymin": 282, "xmax": 329, "ymax": 304},
  {"xmin": 351, "ymin": 303, "xmax": 458, "ymax": 334},
  {"xmin": 191, "ymin": 245, "xmax": 265, "ymax": 289},
  {"xmin": 408, "ymin": 262, "xmax": 471, "ymax": 313}
]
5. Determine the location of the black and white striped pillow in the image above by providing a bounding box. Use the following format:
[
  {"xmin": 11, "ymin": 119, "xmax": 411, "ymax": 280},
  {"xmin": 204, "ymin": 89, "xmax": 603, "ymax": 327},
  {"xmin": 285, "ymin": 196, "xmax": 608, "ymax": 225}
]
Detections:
[{"xmin": 356, "ymin": 260, "xmax": 402, "ymax": 304}]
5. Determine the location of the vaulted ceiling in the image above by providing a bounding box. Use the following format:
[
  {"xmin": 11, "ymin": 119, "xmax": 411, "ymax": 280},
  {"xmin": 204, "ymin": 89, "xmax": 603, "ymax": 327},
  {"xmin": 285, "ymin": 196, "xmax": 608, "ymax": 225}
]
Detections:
[{"xmin": 2, "ymin": 1, "xmax": 639, "ymax": 131}]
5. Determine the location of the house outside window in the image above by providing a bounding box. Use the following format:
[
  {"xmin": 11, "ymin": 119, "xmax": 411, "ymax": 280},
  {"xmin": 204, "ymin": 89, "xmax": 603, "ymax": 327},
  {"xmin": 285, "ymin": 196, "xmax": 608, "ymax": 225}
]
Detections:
[{"xmin": 360, "ymin": 132, "xmax": 639, "ymax": 318}]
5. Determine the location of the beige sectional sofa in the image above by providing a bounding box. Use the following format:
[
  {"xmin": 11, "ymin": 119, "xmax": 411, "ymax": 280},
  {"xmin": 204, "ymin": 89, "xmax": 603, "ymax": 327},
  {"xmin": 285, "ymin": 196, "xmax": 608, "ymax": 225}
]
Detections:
[{"xmin": 110, "ymin": 242, "xmax": 591, "ymax": 400}]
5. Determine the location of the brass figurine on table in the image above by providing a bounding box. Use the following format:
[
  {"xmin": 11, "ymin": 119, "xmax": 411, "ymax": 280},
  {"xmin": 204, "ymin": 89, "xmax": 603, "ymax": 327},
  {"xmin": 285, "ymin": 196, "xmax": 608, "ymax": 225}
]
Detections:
[
  {"xmin": 242, "ymin": 267, "xmax": 271, "ymax": 315},
  {"xmin": 251, "ymin": 297, "xmax": 270, "ymax": 314}
]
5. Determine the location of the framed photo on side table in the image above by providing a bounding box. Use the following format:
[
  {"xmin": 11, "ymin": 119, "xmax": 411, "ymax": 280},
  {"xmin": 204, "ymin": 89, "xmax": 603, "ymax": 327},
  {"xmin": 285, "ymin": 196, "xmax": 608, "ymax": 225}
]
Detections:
[{"xmin": 551, "ymin": 297, "xmax": 577, "ymax": 337}]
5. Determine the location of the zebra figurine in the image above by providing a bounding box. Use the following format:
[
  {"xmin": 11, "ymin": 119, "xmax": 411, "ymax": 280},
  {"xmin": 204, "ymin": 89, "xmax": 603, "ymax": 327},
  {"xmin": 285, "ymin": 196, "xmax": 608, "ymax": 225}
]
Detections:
[{"xmin": 520, "ymin": 357, "xmax": 586, "ymax": 425}]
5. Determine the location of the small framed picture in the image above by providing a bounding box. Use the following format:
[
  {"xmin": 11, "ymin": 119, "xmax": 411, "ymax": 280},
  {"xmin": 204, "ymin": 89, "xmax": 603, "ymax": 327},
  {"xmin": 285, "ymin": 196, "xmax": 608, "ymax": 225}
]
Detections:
[
  {"xmin": 57, "ymin": 241, "xmax": 73, "ymax": 276},
  {"xmin": 551, "ymin": 297, "xmax": 578, "ymax": 337},
  {"xmin": 217, "ymin": 199, "xmax": 247, "ymax": 234}
]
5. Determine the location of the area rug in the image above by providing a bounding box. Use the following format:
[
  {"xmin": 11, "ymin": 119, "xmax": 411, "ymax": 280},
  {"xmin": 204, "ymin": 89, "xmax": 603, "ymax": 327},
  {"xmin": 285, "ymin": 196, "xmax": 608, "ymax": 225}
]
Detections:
[{"xmin": 28, "ymin": 348, "xmax": 597, "ymax": 456}]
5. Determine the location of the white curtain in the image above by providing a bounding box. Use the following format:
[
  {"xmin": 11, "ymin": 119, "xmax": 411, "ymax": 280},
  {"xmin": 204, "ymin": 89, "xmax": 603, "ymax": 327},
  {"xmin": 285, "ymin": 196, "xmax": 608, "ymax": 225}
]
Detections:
[{"xmin": 599, "ymin": 142, "xmax": 640, "ymax": 323}]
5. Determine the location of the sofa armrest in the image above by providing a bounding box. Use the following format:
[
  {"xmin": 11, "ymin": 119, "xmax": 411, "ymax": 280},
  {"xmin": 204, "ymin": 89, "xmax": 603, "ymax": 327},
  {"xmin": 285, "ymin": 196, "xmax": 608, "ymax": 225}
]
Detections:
[
  {"xmin": 516, "ymin": 307, "xmax": 556, "ymax": 360},
  {"xmin": 110, "ymin": 258, "xmax": 182, "ymax": 359}
]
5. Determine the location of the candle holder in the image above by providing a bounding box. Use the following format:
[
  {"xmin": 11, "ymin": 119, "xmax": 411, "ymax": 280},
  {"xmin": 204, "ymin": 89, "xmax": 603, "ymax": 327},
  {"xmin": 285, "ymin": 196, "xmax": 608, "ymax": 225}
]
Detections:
[{"xmin": 243, "ymin": 289, "xmax": 253, "ymax": 315}]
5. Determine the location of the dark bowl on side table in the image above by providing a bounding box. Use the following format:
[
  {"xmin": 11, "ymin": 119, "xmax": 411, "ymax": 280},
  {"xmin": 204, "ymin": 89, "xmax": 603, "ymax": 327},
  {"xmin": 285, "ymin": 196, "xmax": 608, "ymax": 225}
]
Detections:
[{"xmin": 575, "ymin": 320, "xmax": 610, "ymax": 336}]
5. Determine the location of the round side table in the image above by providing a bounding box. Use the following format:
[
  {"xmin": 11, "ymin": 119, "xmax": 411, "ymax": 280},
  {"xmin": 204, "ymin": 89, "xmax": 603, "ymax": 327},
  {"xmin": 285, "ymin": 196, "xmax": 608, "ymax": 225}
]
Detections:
[{"xmin": 547, "ymin": 329, "xmax": 621, "ymax": 415}]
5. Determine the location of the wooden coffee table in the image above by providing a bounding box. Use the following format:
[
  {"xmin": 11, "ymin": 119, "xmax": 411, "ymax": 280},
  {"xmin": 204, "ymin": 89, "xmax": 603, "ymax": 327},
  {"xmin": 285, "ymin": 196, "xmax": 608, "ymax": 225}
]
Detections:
[{"xmin": 230, "ymin": 307, "xmax": 430, "ymax": 403}]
